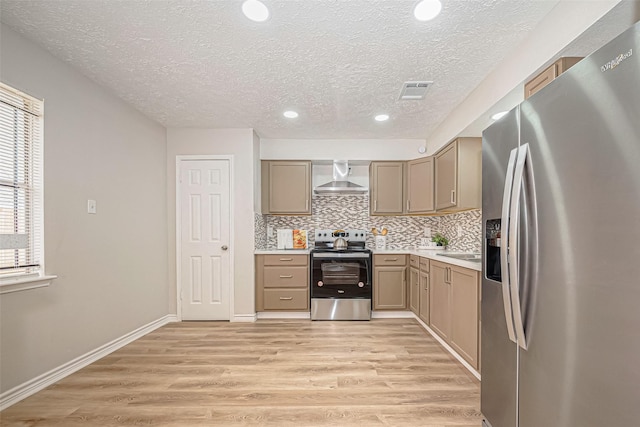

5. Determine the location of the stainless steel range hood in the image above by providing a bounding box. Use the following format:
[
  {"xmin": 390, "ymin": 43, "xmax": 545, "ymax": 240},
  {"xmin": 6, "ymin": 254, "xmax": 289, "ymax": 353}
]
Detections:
[{"xmin": 314, "ymin": 160, "xmax": 367, "ymax": 194}]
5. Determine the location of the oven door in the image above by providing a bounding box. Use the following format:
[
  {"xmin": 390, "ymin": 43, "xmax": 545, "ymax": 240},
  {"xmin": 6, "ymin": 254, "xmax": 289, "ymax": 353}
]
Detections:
[{"xmin": 311, "ymin": 252, "xmax": 371, "ymax": 299}]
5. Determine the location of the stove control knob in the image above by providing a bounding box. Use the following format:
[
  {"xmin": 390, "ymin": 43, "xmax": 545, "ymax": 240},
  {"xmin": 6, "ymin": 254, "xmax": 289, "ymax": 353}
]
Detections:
[
  {"xmin": 358, "ymin": 282, "xmax": 365, "ymax": 288},
  {"xmin": 318, "ymin": 281, "xmax": 324, "ymax": 287}
]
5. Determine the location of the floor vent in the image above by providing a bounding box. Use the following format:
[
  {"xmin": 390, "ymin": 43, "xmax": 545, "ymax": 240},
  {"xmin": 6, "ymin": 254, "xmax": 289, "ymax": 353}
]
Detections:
[{"xmin": 399, "ymin": 81, "xmax": 433, "ymax": 100}]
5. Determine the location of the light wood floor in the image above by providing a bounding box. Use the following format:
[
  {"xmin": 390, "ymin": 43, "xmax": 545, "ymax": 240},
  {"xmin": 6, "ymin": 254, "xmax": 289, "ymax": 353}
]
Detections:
[{"xmin": 0, "ymin": 319, "xmax": 481, "ymax": 427}]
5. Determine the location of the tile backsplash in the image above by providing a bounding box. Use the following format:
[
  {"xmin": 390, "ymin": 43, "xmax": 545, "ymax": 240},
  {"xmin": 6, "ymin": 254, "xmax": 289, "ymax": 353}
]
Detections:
[{"xmin": 256, "ymin": 194, "xmax": 481, "ymax": 252}]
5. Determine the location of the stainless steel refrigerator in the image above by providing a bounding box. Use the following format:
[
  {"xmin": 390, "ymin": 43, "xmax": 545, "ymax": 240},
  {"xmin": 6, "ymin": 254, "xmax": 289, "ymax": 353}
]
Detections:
[{"xmin": 481, "ymin": 21, "xmax": 640, "ymax": 427}]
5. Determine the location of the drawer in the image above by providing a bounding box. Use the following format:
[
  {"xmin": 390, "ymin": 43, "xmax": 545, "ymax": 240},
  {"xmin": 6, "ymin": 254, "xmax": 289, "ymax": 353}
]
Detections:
[
  {"xmin": 419, "ymin": 257, "xmax": 429, "ymax": 272},
  {"xmin": 263, "ymin": 254, "xmax": 308, "ymax": 266},
  {"xmin": 263, "ymin": 266, "xmax": 308, "ymax": 288},
  {"xmin": 374, "ymin": 254, "xmax": 407, "ymax": 266},
  {"xmin": 263, "ymin": 289, "xmax": 309, "ymax": 310},
  {"xmin": 409, "ymin": 255, "xmax": 419, "ymax": 268}
]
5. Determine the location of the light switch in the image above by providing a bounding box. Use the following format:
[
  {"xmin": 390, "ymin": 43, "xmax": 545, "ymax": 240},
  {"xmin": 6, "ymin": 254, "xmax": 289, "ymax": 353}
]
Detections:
[{"xmin": 87, "ymin": 199, "xmax": 97, "ymax": 214}]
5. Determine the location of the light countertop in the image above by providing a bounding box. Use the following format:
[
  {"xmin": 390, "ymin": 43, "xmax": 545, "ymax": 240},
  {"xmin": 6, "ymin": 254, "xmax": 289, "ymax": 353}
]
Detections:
[{"xmin": 255, "ymin": 248, "xmax": 481, "ymax": 271}]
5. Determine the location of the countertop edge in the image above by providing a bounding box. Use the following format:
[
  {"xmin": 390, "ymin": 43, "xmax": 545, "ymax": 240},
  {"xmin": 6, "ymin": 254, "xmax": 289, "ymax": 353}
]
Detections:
[{"xmin": 254, "ymin": 249, "xmax": 481, "ymax": 271}]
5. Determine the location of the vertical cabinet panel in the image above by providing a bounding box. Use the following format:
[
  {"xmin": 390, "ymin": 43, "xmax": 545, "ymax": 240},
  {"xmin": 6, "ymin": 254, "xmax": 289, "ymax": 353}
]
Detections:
[
  {"xmin": 409, "ymin": 266, "xmax": 420, "ymax": 314},
  {"xmin": 262, "ymin": 161, "xmax": 311, "ymax": 214},
  {"xmin": 429, "ymin": 261, "xmax": 451, "ymax": 340},
  {"xmin": 370, "ymin": 162, "xmax": 404, "ymax": 215},
  {"xmin": 434, "ymin": 138, "xmax": 481, "ymax": 213},
  {"xmin": 419, "ymin": 258, "xmax": 430, "ymax": 325},
  {"xmin": 450, "ymin": 266, "xmax": 480, "ymax": 369},
  {"xmin": 407, "ymin": 157, "xmax": 435, "ymax": 213},
  {"xmin": 435, "ymin": 143, "xmax": 457, "ymax": 211}
]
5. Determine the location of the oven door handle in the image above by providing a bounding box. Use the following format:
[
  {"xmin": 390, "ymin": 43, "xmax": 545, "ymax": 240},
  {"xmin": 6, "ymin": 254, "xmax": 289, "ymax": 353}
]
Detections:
[{"xmin": 312, "ymin": 252, "xmax": 371, "ymax": 259}]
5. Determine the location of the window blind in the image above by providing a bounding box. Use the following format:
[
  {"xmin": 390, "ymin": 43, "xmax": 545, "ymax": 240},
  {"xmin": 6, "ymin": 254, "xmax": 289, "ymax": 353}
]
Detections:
[{"xmin": 0, "ymin": 82, "xmax": 43, "ymax": 277}]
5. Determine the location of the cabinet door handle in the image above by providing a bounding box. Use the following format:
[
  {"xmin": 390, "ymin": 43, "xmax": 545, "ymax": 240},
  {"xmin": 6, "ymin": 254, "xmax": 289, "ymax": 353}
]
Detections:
[
  {"xmin": 374, "ymin": 200, "xmax": 378, "ymax": 211},
  {"xmin": 305, "ymin": 199, "xmax": 309, "ymax": 210},
  {"xmin": 279, "ymin": 297, "xmax": 293, "ymax": 300},
  {"xmin": 384, "ymin": 258, "xmax": 398, "ymax": 262},
  {"xmin": 279, "ymin": 258, "xmax": 293, "ymax": 261},
  {"xmin": 450, "ymin": 190, "xmax": 456, "ymax": 204},
  {"xmin": 279, "ymin": 275, "xmax": 293, "ymax": 278},
  {"xmin": 407, "ymin": 200, "xmax": 410, "ymax": 211}
]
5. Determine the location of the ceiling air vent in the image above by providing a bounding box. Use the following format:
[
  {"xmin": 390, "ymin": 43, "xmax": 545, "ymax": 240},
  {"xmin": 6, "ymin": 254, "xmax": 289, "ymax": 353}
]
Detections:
[{"xmin": 399, "ymin": 81, "xmax": 433, "ymax": 100}]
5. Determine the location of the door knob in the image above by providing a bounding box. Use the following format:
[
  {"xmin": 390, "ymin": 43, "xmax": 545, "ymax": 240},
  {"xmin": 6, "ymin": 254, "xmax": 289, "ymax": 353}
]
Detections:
[{"xmin": 221, "ymin": 245, "xmax": 228, "ymax": 251}]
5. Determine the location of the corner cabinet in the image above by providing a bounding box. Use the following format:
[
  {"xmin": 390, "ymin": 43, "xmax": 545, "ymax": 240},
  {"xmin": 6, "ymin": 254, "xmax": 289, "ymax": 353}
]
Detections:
[
  {"xmin": 255, "ymin": 254, "xmax": 309, "ymax": 311},
  {"xmin": 434, "ymin": 137, "xmax": 481, "ymax": 213},
  {"xmin": 370, "ymin": 162, "xmax": 404, "ymax": 215},
  {"xmin": 373, "ymin": 254, "xmax": 407, "ymax": 310},
  {"xmin": 406, "ymin": 157, "xmax": 435, "ymax": 214},
  {"xmin": 524, "ymin": 57, "xmax": 582, "ymax": 99},
  {"xmin": 261, "ymin": 161, "xmax": 311, "ymax": 215}
]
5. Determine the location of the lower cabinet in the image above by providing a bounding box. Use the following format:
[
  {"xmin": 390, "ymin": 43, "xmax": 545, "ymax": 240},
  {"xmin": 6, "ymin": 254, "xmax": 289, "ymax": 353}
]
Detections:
[
  {"xmin": 418, "ymin": 258, "xmax": 430, "ymax": 325},
  {"xmin": 409, "ymin": 265, "xmax": 420, "ymax": 314},
  {"xmin": 373, "ymin": 254, "xmax": 407, "ymax": 310},
  {"xmin": 429, "ymin": 259, "xmax": 480, "ymax": 369},
  {"xmin": 255, "ymin": 254, "xmax": 309, "ymax": 311},
  {"xmin": 430, "ymin": 261, "xmax": 451, "ymax": 340}
]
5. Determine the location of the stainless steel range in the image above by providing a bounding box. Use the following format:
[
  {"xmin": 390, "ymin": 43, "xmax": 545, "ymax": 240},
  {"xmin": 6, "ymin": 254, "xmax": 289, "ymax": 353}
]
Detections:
[{"xmin": 310, "ymin": 229, "xmax": 372, "ymax": 320}]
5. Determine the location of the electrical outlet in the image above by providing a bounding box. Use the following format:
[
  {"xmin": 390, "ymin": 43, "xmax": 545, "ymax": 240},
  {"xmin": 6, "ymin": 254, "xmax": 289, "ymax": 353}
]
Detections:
[
  {"xmin": 267, "ymin": 226, "xmax": 274, "ymax": 238},
  {"xmin": 87, "ymin": 199, "xmax": 97, "ymax": 214},
  {"xmin": 457, "ymin": 225, "xmax": 463, "ymax": 237},
  {"xmin": 423, "ymin": 227, "xmax": 432, "ymax": 238}
]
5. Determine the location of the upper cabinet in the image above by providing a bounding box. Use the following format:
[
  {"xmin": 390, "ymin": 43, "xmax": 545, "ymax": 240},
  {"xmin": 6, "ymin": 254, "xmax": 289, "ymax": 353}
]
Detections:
[
  {"xmin": 261, "ymin": 161, "xmax": 312, "ymax": 215},
  {"xmin": 370, "ymin": 161, "xmax": 404, "ymax": 215},
  {"xmin": 524, "ymin": 57, "xmax": 582, "ymax": 99},
  {"xmin": 434, "ymin": 137, "xmax": 482, "ymax": 212},
  {"xmin": 406, "ymin": 157, "xmax": 435, "ymax": 214}
]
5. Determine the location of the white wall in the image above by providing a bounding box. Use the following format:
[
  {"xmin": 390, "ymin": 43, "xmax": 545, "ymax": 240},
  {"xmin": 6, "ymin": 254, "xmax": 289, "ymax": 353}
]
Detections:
[
  {"xmin": 261, "ymin": 138, "xmax": 426, "ymax": 160},
  {"xmin": 0, "ymin": 25, "xmax": 168, "ymax": 393},
  {"xmin": 166, "ymin": 128, "xmax": 257, "ymax": 318}
]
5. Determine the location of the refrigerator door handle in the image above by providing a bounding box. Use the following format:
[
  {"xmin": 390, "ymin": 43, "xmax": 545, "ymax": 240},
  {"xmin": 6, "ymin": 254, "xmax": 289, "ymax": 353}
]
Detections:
[
  {"xmin": 500, "ymin": 148, "xmax": 518, "ymax": 344},
  {"xmin": 509, "ymin": 143, "xmax": 530, "ymax": 350}
]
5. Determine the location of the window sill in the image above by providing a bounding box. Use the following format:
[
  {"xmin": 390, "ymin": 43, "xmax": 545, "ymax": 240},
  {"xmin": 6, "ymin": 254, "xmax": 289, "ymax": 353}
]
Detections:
[{"xmin": 0, "ymin": 275, "xmax": 57, "ymax": 295}]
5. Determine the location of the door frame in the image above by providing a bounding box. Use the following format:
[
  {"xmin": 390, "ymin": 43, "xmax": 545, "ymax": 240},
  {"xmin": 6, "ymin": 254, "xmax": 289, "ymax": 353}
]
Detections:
[{"xmin": 175, "ymin": 155, "xmax": 235, "ymax": 321}]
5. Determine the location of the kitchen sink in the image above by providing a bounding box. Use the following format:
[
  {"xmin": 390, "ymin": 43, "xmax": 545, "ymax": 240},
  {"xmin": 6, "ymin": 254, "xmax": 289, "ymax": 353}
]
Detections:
[{"xmin": 438, "ymin": 253, "xmax": 482, "ymax": 262}]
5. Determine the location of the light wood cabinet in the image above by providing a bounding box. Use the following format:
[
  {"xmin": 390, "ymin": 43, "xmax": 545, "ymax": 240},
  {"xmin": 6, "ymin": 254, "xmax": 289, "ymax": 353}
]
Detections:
[
  {"xmin": 450, "ymin": 265, "xmax": 480, "ymax": 369},
  {"xmin": 418, "ymin": 258, "xmax": 430, "ymax": 325},
  {"xmin": 429, "ymin": 259, "xmax": 480, "ymax": 369},
  {"xmin": 434, "ymin": 138, "xmax": 481, "ymax": 213},
  {"xmin": 429, "ymin": 260, "xmax": 451, "ymax": 340},
  {"xmin": 255, "ymin": 254, "xmax": 309, "ymax": 311},
  {"xmin": 370, "ymin": 162, "xmax": 404, "ymax": 215},
  {"xmin": 524, "ymin": 57, "xmax": 582, "ymax": 99},
  {"xmin": 409, "ymin": 264, "xmax": 420, "ymax": 314},
  {"xmin": 373, "ymin": 254, "xmax": 407, "ymax": 310},
  {"xmin": 406, "ymin": 157, "xmax": 435, "ymax": 214},
  {"xmin": 261, "ymin": 161, "xmax": 311, "ymax": 215}
]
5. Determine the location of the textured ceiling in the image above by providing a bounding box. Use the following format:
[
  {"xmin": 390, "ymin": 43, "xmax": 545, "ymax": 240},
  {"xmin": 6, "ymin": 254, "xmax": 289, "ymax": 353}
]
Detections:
[{"xmin": 0, "ymin": 0, "xmax": 562, "ymax": 139}]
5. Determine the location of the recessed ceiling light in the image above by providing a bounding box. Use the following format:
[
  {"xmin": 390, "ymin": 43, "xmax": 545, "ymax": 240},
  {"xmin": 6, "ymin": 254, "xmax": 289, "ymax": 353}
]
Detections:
[
  {"xmin": 375, "ymin": 114, "xmax": 390, "ymax": 122},
  {"xmin": 242, "ymin": 0, "xmax": 270, "ymax": 22},
  {"xmin": 491, "ymin": 111, "xmax": 509, "ymax": 121},
  {"xmin": 283, "ymin": 110, "xmax": 298, "ymax": 119},
  {"xmin": 414, "ymin": 0, "xmax": 442, "ymax": 21}
]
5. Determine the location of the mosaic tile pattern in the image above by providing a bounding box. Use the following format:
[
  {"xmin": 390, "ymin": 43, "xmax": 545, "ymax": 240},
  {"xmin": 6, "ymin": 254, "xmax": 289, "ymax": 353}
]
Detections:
[
  {"xmin": 254, "ymin": 213, "xmax": 267, "ymax": 250},
  {"xmin": 257, "ymin": 194, "xmax": 481, "ymax": 252}
]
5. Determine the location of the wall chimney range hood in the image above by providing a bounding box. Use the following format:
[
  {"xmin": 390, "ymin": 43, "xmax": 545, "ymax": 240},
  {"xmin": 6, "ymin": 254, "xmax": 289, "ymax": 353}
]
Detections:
[{"xmin": 314, "ymin": 160, "xmax": 367, "ymax": 194}]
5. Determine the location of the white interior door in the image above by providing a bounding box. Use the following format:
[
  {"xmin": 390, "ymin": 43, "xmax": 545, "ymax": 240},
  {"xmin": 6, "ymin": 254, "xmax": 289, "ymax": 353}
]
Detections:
[{"xmin": 179, "ymin": 159, "xmax": 231, "ymax": 320}]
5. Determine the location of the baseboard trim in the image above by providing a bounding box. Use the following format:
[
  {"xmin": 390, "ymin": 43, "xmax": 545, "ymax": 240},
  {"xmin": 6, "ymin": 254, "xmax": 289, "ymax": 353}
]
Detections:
[
  {"xmin": 371, "ymin": 310, "xmax": 415, "ymax": 318},
  {"xmin": 0, "ymin": 314, "xmax": 177, "ymax": 411},
  {"xmin": 413, "ymin": 314, "xmax": 481, "ymax": 380},
  {"xmin": 257, "ymin": 311, "xmax": 311, "ymax": 319},
  {"xmin": 232, "ymin": 313, "xmax": 257, "ymax": 322}
]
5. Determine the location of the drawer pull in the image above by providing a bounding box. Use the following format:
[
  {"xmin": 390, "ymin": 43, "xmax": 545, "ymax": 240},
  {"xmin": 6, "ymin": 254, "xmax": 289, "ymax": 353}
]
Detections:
[
  {"xmin": 279, "ymin": 275, "xmax": 293, "ymax": 278},
  {"xmin": 384, "ymin": 258, "xmax": 398, "ymax": 261},
  {"xmin": 279, "ymin": 297, "xmax": 293, "ymax": 300},
  {"xmin": 279, "ymin": 258, "xmax": 293, "ymax": 261}
]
